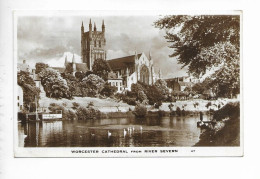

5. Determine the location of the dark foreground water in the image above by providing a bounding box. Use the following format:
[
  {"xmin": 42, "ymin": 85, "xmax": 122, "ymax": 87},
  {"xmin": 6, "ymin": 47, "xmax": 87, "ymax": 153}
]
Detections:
[{"xmin": 18, "ymin": 115, "xmax": 210, "ymax": 147}]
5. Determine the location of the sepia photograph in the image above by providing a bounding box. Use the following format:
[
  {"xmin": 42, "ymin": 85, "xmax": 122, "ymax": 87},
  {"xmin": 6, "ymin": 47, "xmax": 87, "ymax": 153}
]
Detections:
[{"xmin": 14, "ymin": 11, "xmax": 242, "ymax": 157}]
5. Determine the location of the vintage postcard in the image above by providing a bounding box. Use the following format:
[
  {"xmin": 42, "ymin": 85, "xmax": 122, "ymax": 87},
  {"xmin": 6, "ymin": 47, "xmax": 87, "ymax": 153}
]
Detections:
[{"xmin": 14, "ymin": 11, "xmax": 243, "ymax": 157}]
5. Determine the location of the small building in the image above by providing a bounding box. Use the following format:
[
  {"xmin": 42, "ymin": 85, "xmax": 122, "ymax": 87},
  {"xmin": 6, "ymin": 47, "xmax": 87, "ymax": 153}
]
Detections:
[
  {"xmin": 17, "ymin": 85, "xmax": 23, "ymax": 112},
  {"xmin": 107, "ymin": 72, "xmax": 123, "ymax": 93},
  {"xmin": 165, "ymin": 77, "xmax": 194, "ymax": 92}
]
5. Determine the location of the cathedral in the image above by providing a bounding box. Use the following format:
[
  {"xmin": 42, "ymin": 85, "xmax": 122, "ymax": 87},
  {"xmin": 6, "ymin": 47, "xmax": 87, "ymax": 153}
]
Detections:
[
  {"xmin": 80, "ymin": 19, "xmax": 159, "ymax": 92},
  {"xmin": 53, "ymin": 19, "xmax": 159, "ymax": 93}
]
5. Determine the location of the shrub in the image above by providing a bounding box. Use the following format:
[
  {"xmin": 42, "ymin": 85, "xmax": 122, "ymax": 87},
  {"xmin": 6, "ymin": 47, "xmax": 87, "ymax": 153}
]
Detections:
[
  {"xmin": 176, "ymin": 107, "xmax": 182, "ymax": 116},
  {"xmin": 154, "ymin": 79, "xmax": 170, "ymax": 101},
  {"xmin": 87, "ymin": 101, "xmax": 94, "ymax": 108},
  {"xmin": 154, "ymin": 101, "xmax": 162, "ymax": 109},
  {"xmin": 39, "ymin": 68, "xmax": 71, "ymax": 99},
  {"xmin": 133, "ymin": 103, "xmax": 147, "ymax": 118},
  {"xmin": 81, "ymin": 74, "xmax": 105, "ymax": 97},
  {"xmin": 206, "ymin": 102, "xmax": 212, "ymax": 109},
  {"xmin": 48, "ymin": 103, "xmax": 75, "ymax": 120},
  {"xmin": 17, "ymin": 71, "xmax": 40, "ymax": 111},
  {"xmin": 35, "ymin": 62, "xmax": 49, "ymax": 74},
  {"xmin": 101, "ymin": 82, "xmax": 117, "ymax": 97},
  {"xmin": 76, "ymin": 106, "xmax": 101, "ymax": 120},
  {"xmin": 124, "ymin": 97, "xmax": 137, "ymax": 105},
  {"xmin": 72, "ymin": 102, "xmax": 80, "ymax": 109},
  {"xmin": 213, "ymin": 102, "xmax": 240, "ymax": 121}
]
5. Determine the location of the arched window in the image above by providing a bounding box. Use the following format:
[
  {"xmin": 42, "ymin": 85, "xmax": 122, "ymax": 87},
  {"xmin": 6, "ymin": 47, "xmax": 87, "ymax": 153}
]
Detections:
[
  {"xmin": 140, "ymin": 65, "xmax": 149, "ymax": 84},
  {"xmin": 94, "ymin": 41, "xmax": 97, "ymax": 47},
  {"xmin": 99, "ymin": 40, "xmax": 101, "ymax": 47}
]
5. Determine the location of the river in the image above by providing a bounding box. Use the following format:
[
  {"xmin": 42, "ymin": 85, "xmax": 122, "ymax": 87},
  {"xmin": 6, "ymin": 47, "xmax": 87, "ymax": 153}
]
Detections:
[{"xmin": 18, "ymin": 115, "xmax": 211, "ymax": 147}]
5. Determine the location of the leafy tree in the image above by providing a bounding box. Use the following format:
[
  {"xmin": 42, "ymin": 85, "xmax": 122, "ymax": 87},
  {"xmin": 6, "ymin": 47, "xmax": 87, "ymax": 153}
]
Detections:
[
  {"xmin": 155, "ymin": 15, "xmax": 240, "ymax": 97},
  {"xmin": 81, "ymin": 74, "xmax": 105, "ymax": 97},
  {"xmin": 154, "ymin": 79, "xmax": 170, "ymax": 100},
  {"xmin": 35, "ymin": 63, "xmax": 49, "ymax": 74},
  {"xmin": 192, "ymin": 82, "xmax": 207, "ymax": 94},
  {"xmin": 145, "ymin": 85, "xmax": 164, "ymax": 106},
  {"xmin": 75, "ymin": 72, "xmax": 85, "ymax": 81},
  {"xmin": 133, "ymin": 103, "xmax": 147, "ymax": 118},
  {"xmin": 131, "ymin": 83, "xmax": 148, "ymax": 103},
  {"xmin": 17, "ymin": 71, "xmax": 40, "ymax": 111},
  {"xmin": 92, "ymin": 58, "xmax": 112, "ymax": 81},
  {"xmin": 39, "ymin": 68, "xmax": 71, "ymax": 99},
  {"xmin": 62, "ymin": 73, "xmax": 82, "ymax": 96},
  {"xmin": 85, "ymin": 71, "xmax": 94, "ymax": 77},
  {"xmin": 100, "ymin": 82, "xmax": 117, "ymax": 97}
]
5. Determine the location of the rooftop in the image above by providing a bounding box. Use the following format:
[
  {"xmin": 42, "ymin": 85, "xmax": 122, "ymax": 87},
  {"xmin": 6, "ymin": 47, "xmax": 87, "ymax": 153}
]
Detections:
[{"xmin": 107, "ymin": 53, "xmax": 142, "ymax": 70}]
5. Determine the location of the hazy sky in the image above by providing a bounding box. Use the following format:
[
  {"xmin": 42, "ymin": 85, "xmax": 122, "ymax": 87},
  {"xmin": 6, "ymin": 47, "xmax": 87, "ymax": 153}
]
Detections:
[{"xmin": 17, "ymin": 15, "xmax": 188, "ymax": 78}]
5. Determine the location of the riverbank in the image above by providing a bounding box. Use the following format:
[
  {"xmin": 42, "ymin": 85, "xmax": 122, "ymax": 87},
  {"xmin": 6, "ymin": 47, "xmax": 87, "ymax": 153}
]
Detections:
[
  {"xmin": 39, "ymin": 95, "xmax": 236, "ymax": 113},
  {"xmin": 195, "ymin": 102, "xmax": 240, "ymax": 146}
]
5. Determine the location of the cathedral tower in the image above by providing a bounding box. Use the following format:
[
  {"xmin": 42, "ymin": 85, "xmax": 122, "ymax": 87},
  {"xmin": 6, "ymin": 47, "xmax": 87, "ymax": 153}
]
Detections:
[{"xmin": 81, "ymin": 19, "xmax": 106, "ymax": 71}]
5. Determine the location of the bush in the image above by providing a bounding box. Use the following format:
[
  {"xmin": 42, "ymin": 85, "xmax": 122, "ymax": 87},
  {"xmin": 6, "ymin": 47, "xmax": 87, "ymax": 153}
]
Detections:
[
  {"xmin": 206, "ymin": 102, "xmax": 212, "ymax": 109},
  {"xmin": 35, "ymin": 63, "xmax": 49, "ymax": 74},
  {"xmin": 124, "ymin": 97, "xmax": 137, "ymax": 105},
  {"xmin": 213, "ymin": 102, "xmax": 240, "ymax": 121},
  {"xmin": 39, "ymin": 68, "xmax": 72, "ymax": 99},
  {"xmin": 48, "ymin": 103, "xmax": 76, "ymax": 120},
  {"xmin": 176, "ymin": 107, "xmax": 182, "ymax": 116},
  {"xmin": 81, "ymin": 74, "xmax": 105, "ymax": 97},
  {"xmin": 154, "ymin": 101, "xmax": 162, "ymax": 109},
  {"xmin": 133, "ymin": 103, "xmax": 147, "ymax": 118},
  {"xmin": 17, "ymin": 71, "xmax": 40, "ymax": 111},
  {"xmin": 76, "ymin": 106, "xmax": 101, "ymax": 120},
  {"xmin": 101, "ymin": 82, "xmax": 117, "ymax": 97},
  {"xmin": 72, "ymin": 102, "xmax": 80, "ymax": 109}
]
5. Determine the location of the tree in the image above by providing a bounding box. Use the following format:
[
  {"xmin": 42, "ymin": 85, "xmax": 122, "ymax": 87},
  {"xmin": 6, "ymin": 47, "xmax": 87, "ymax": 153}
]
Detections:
[
  {"xmin": 92, "ymin": 58, "xmax": 112, "ymax": 81},
  {"xmin": 17, "ymin": 71, "xmax": 40, "ymax": 111},
  {"xmin": 62, "ymin": 73, "xmax": 82, "ymax": 96},
  {"xmin": 154, "ymin": 79, "xmax": 170, "ymax": 100},
  {"xmin": 100, "ymin": 82, "xmax": 117, "ymax": 97},
  {"xmin": 155, "ymin": 15, "xmax": 240, "ymax": 97},
  {"xmin": 81, "ymin": 74, "xmax": 105, "ymax": 97},
  {"xmin": 39, "ymin": 68, "xmax": 71, "ymax": 99},
  {"xmin": 131, "ymin": 83, "xmax": 148, "ymax": 103},
  {"xmin": 75, "ymin": 72, "xmax": 85, "ymax": 81},
  {"xmin": 146, "ymin": 85, "xmax": 164, "ymax": 106},
  {"xmin": 35, "ymin": 63, "xmax": 49, "ymax": 74},
  {"xmin": 133, "ymin": 103, "xmax": 147, "ymax": 118}
]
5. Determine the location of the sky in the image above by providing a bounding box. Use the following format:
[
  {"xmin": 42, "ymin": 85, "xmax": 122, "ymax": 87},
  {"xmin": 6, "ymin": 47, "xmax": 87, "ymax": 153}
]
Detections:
[{"xmin": 17, "ymin": 15, "xmax": 188, "ymax": 78}]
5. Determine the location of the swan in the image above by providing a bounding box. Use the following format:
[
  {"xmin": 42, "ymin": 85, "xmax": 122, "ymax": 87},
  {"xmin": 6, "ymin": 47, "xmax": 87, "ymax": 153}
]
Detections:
[
  {"xmin": 108, "ymin": 130, "xmax": 111, "ymax": 138},
  {"xmin": 123, "ymin": 129, "xmax": 127, "ymax": 137}
]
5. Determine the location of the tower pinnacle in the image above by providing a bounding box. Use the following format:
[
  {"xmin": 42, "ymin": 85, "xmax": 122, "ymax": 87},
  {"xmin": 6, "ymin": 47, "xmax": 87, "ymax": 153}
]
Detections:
[
  {"xmin": 94, "ymin": 22, "xmax": 97, "ymax": 31},
  {"xmin": 102, "ymin": 19, "xmax": 105, "ymax": 32}
]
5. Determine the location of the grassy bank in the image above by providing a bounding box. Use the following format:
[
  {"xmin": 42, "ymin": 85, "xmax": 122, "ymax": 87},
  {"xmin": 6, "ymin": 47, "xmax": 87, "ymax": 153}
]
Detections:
[{"xmin": 195, "ymin": 102, "xmax": 240, "ymax": 146}]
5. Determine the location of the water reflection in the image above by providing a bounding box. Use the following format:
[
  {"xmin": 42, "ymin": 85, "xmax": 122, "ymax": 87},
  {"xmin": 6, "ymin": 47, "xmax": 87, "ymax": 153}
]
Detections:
[{"xmin": 18, "ymin": 115, "xmax": 205, "ymax": 147}]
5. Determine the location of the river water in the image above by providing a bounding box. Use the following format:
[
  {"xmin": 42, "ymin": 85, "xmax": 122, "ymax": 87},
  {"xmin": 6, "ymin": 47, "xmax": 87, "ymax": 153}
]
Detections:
[{"xmin": 18, "ymin": 115, "xmax": 210, "ymax": 147}]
